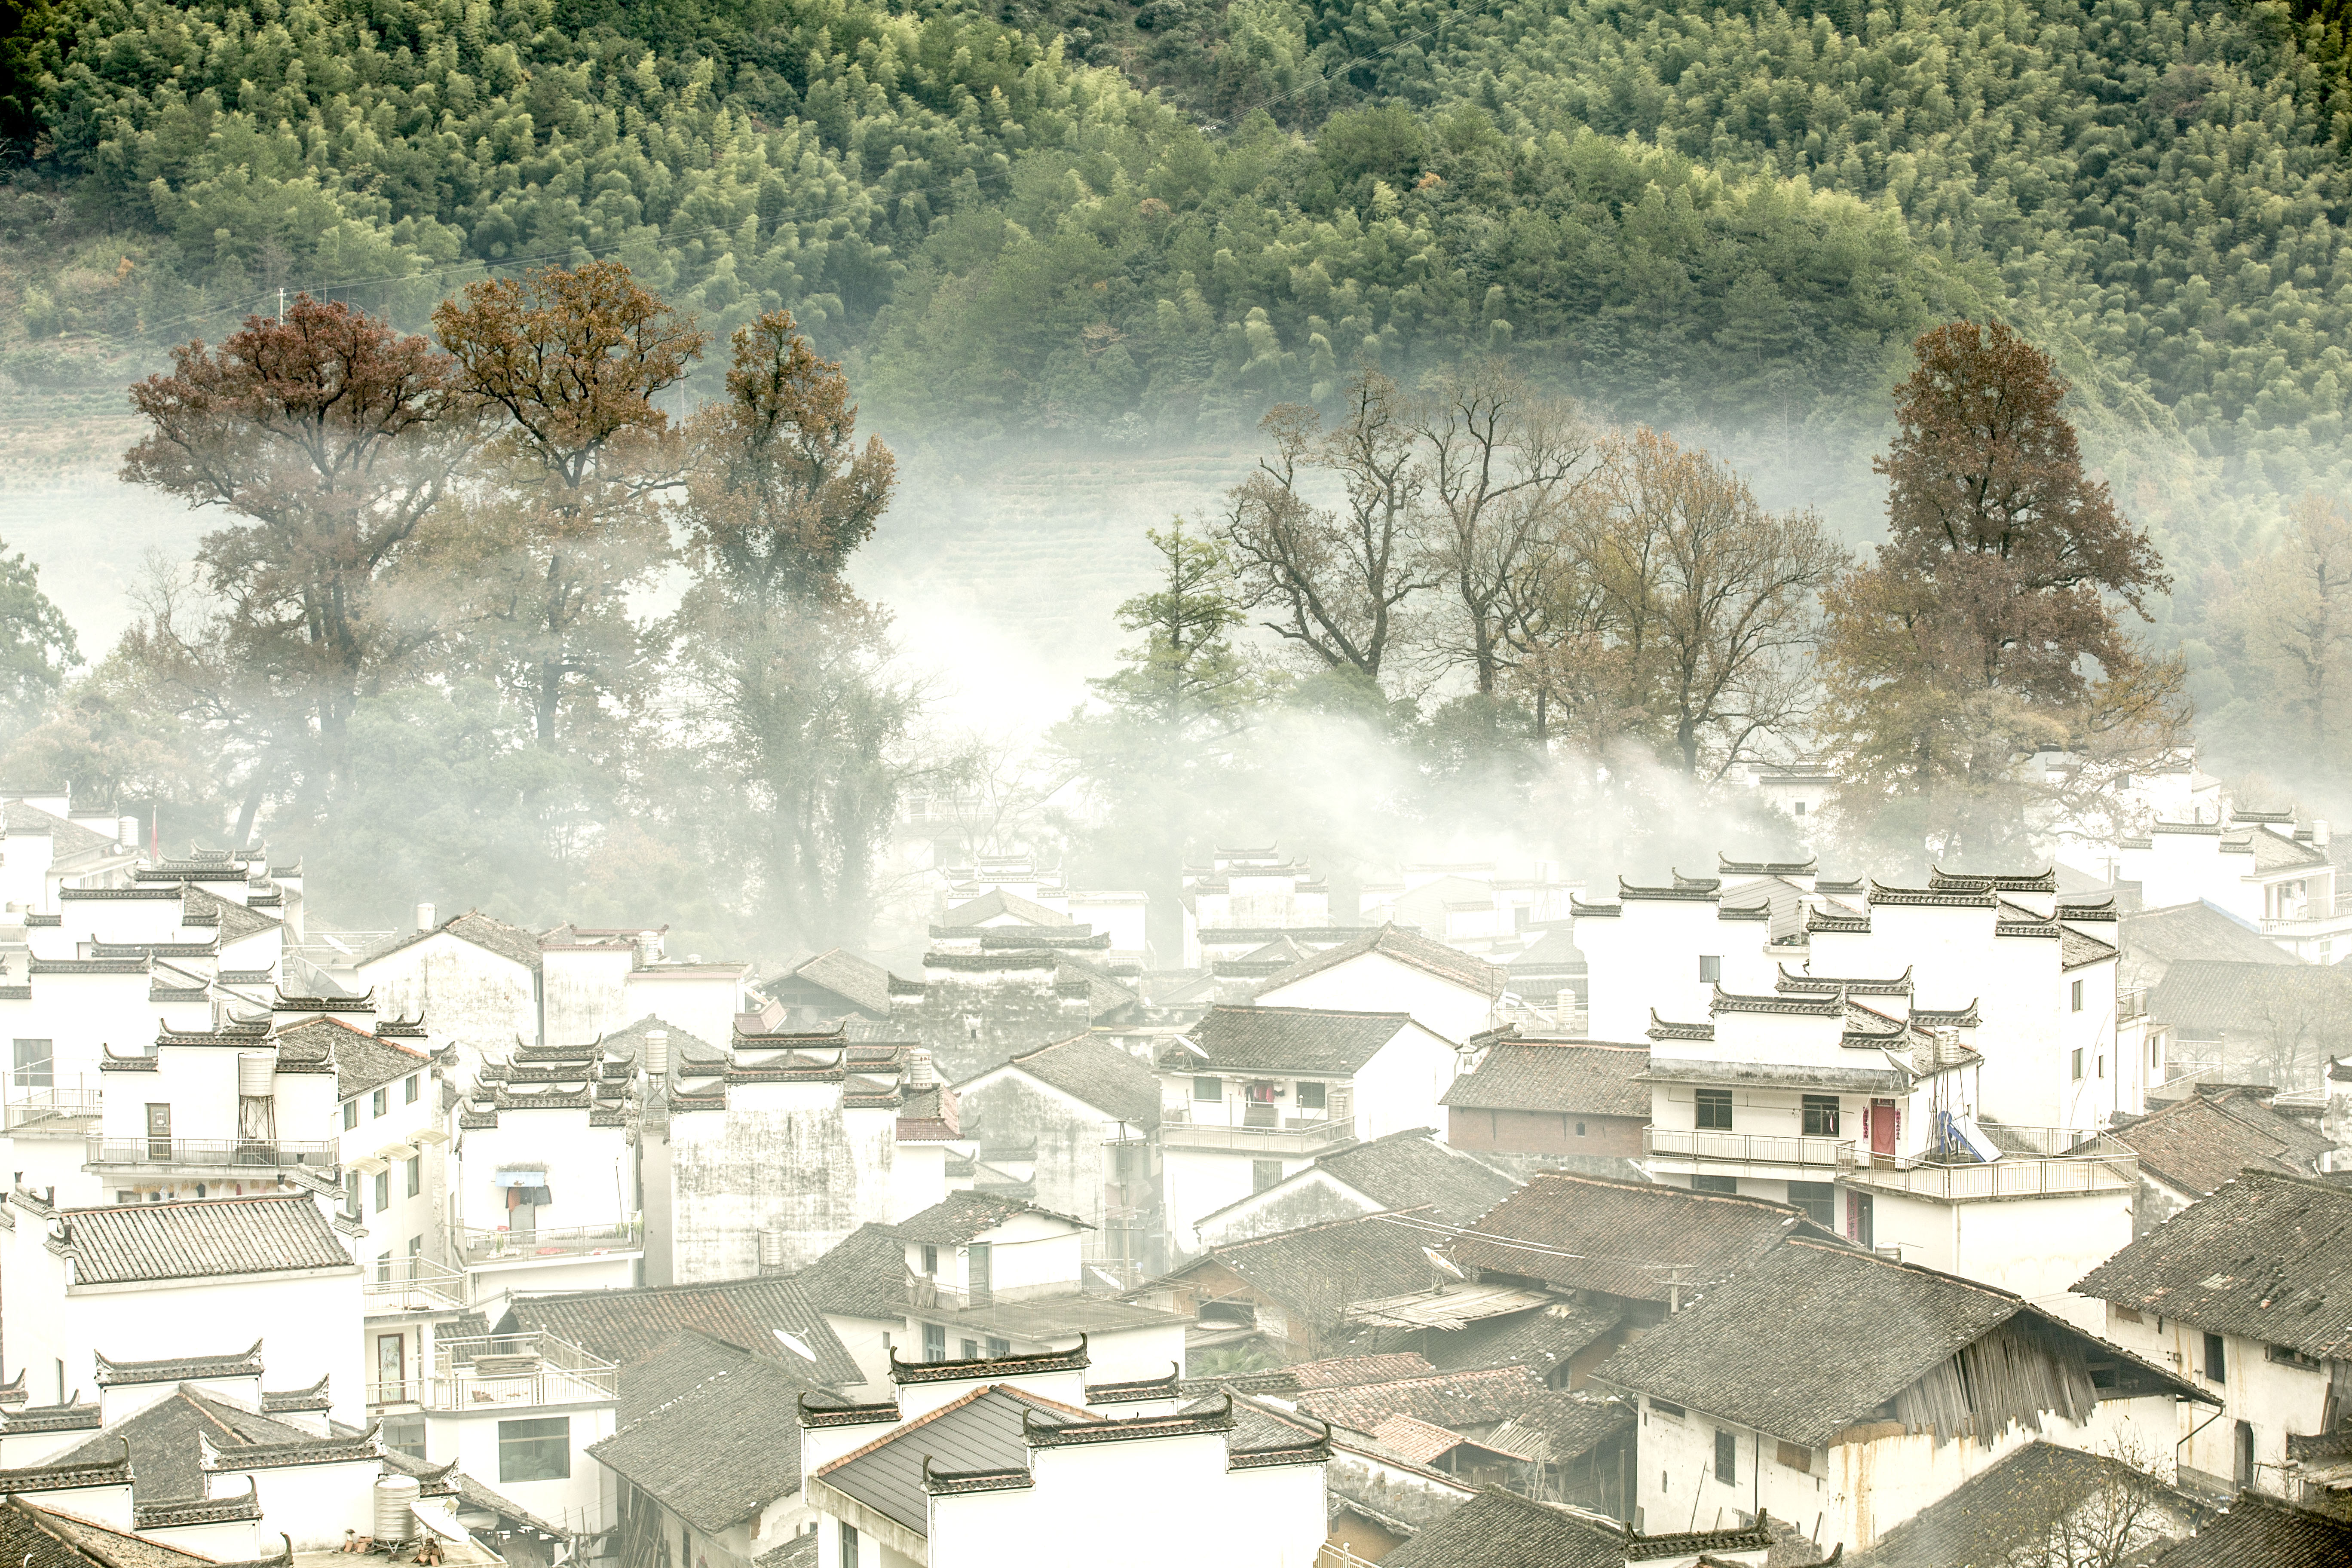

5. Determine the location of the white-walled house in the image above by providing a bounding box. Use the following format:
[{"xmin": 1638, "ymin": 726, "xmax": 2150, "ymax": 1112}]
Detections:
[
  {"xmin": 895, "ymin": 1191, "xmax": 1188, "ymax": 1387},
  {"xmin": 1593, "ymin": 1237, "xmax": 2214, "ymax": 1554},
  {"xmin": 2074, "ymin": 1169, "xmax": 2352, "ymax": 1500},
  {"xmin": 1156, "ymin": 1005, "xmax": 1466, "ymax": 1251},
  {"xmin": 358, "ymin": 910, "xmax": 545, "ymax": 1060},
  {"xmin": 1252, "ymin": 925, "xmax": 1504, "ymax": 1047},
  {"xmin": 0, "ymin": 1188, "xmax": 365, "ymax": 1422},
  {"xmin": 800, "ymin": 1340, "xmax": 1329, "ymax": 1568},
  {"xmin": 452, "ymin": 1039, "xmax": 642, "ymax": 1297}
]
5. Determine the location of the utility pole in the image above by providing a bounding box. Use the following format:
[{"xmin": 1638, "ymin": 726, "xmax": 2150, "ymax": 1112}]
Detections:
[{"xmin": 278, "ymin": 287, "xmax": 286, "ymax": 324}]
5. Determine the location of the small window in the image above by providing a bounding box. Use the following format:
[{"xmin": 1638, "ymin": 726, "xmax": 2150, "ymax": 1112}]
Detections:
[
  {"xmin": 381, "ymin": 1415, "xmax": 427, "ymax": 1461},
  {"xmin": 371, "ymin": 1087, "xmax": 387, "ymax": 1118},
  {"xmin": 2071, "ymin": 1048, "xmax": 2085, "ymax": 1081},
  {"xmin": 960, "ymin": 1339, "xmax": 979, "ymax": 1360},
  {"xmin": 1193, "ymin": 1076, "xmax": 1221, "ymax": 1103},
  {"xmin": 1691, "ymin": 1174, "xmax": 1739, "ymax": 1194},
  {"xmin": 839, "ymin": 1523, "xmax": 859, "ymax": 1568},
  {"xmin": 406, "ymin": 1155, "xmax": 422, "ymax": 1197},
  {"xmin": 2097, "ymin": 1054, "xmax": 2106, "ymax": 1079},
  {"xmin": 373, "ymin": 1171, "xmax": 389, "ymax": 1212},
  {"xmin": 11, "ymin": 1038, "xmax": 52, "ymax": 1089},
  {"xmin": 1694, "ymin": 1089, "xmax": 1733, "ymax": 1130},
  {"xmin": 1296, "ymin": 1081, "xmax": 1326, "ymax": 1110},
  {"xmin": 986, "ymin": 1337, "xmax": 1011, "ymax": 1357},
  {"xmin": 2204, "ymin": 1332, "xmax": 2228, "ymax": 1384},
  {"xmin": 1252, "ymin": 1159, "xmax": 1283, "ymax": 1193},
  {"xmin": 1787, "ymin": 1181, "xmax": 1836, "ymax": 1231},
  {"xmin": 1793, "ymin": 801, "xmax": 1807, "ymax": 816},
  {"xmin": 2072, "ymin": 979, "xmax": 2084, "ymax": 1013},
  {"xmin": 345, "ymin": 1172, "xmax": 361, "ymax": 1213},
  {"xmin": 1715, "ymin": 1428, "xmax": 1737, "ymax": 1484},
  {"xmin": 1801, "ymin": 1095, "xmax": 1841, "ymax": 1137},
  {"xmin": 2114, "ymin": 1306, "xmax": 2143, "ymax": 1325},
  {"xmin": 342, "ymin": 1100, "xmax": 358, "ymax": 1130},
  {"xmin": 497, "ymin": 1416, "xmax": 570, "ymax": 1482},
  {"xmin": 922, "ymin": 1323, "xmax": 945, "ymax": 1362},
  {"xmin": 1651, "ymin": 1399, "xmax": 1684, "ymax": 1418},
  {"xmin": 1575, "ymin": 1121, "xmax": 1586, "ymax": 1136},
  {"xmin": 921, "ymin": 1244, "xmax": 938, "ymax": 1275},
  {"xmin": 1698, "ymin": 955, "xmax": 1722, "ymax": 984},
  {"xmin": 404, "ymin": 1075, "xmax": 420, "ymax": 1104},
  {"xmin": 2269, "ymin": 1343, "xmax": 2321, "ymax": 1370}
]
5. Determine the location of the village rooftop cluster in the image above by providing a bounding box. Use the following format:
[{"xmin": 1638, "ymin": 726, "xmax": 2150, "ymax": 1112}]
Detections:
[{"xmin": 0, "ymin": 764, "xmax": 2347, "ymax": 1568}]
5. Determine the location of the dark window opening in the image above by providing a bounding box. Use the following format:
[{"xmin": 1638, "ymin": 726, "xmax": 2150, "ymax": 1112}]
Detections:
[
  {"xmin": 922, "ymin": 1323, "xmax": 945, "ymax": 1362},
  {"xmin": 1694, "ymin": 1090, "xmax": 1733, "ymax": 1130},
  {"xmin": 1801, "ymin": 1095, "xmax": 1841, "ymax": 1137},
  {"xmin": 1698, "ymin": 955, "xmax": 1722, "ymax": 984},
  {"xmin": 1787, "ymin": 1181, "xmax": 1836, "ymax": 1231},
  {"xmin": 2205, "ymin": 1332, "xmax": 2228, "ymax": 1384},
  {"xmin": 1715, "ymin": 1428, "xmax": 1737, "ymax": 1484},
  {"xmin": 1691, "ymin": 1175, "xmax": 1739, "ymax": 1194},
  {"xmin": 1192, "ymin": 1077, "xmax": 1221, "ymax": 1103},
  {"xmin": 1296, "ymin": 1081, "xmax": 1326, "ymax": 1110},
  {"xmin": 497, "ymin": 1416, "xmax": 569, "ymax": 1482}
]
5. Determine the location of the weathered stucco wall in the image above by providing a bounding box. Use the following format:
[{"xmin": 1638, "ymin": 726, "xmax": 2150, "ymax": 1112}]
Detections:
[{"xmin": 667, "ymin": 1085, "xmax": 900, "ymax": 1280}]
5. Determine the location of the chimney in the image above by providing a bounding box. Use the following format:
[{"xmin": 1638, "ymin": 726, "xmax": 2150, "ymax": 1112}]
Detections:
[
  {"xmin": 415, "ymin": 902, "xmax": 436, "ymax": 932},
  {"xmin": 117, "ymin": 816, "xmax": 138, "ymax": 850},
  {"xmin": 2318, "ymin": 819, "xmax": 2333, "ymax": 848},
  {"xmin": 906, "ymin": 1047, "xmax": 935, "ymax": 1088}
]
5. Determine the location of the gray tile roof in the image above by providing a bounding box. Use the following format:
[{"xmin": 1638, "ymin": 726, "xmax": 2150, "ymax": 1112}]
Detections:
[
  {"xmin": 817, "ymin": 1384, "xmax": 1087, "ymax": 1534},
  {"xmin": 274, "ymin": 1016, "xmax": 429, "ymax": 1100},
  {"xmin": 2061, "ymin": 926, "xmax": 2119, "ymax": 970},
  {"xmin": 55, "ymin": 1194, "xmax": 351, "ymax": 1285},
  {"xmin": 1415, "ymin": 1300, "xmax": 1623, "ymax": 1380},
  {"xmin": 2103, "ymin": 1090, "xmax": 2334, "ymax": 1196},
  {"xmin": 1446, "ymin": 1171, "xmax": 1830, "ymax": 1305},
  {"xmin": 2149, "ymin": 959, "xmax": 2352, "ymax": 1038},
  {"xmin": 938, "ymin": 890, "xmax": 1070, "ymax": 928},
  {"xmin": 1, "ymin": 802, "xmax": 122, "ymax": 864},
  {"xmin": 1312, "ymin": 1130, "xmax": 1520, "ymax": 1227},
  {"xmin": 1256, "ymin": 924, "xmax": 1507, "ymax": 1006},
  {"xmin": 1376, "ymin": 1486, "xmax": 1639, "ymax": 1568},
  {"xmin": 618, "ymin": 1329, "xmax": 773, "ymax": 1422},
  {"xmin": 986, "ymin": 1032, "xmax": 1160, "ymax": 1127},
  {"xmin": 502, "ymin": 1277, "xmax": 862, "ymax": 1388},
  {"xmin": 2073, "ymin": 1170, "xmax": 2352, "ymax": 1360},
  {"xmin": 52, "ymin": 1388, "xmax": 332, "ymax": 1502},
  {"xmin": 754, "ymin": 1534, "xmax": 817, "ymax": 1568},
  {"xmin": 0, "ymin": 1495, "xmax": 233, "ymax": 1568},
  {"xmin": 2119, "ymin": 903, "xmax": 2298, "ymax": 970},
  {"xmin": 177, "ymin": 885, "xmax": 280, "ymax": 945},
  {"xmin": 588, "ymin": 1344, "xmax": 818, "ymax": 1532},
  {"xmin": 367, "ymin": 910, "xmax": 543, "ymax": 971},
  {"xmin": 792, "ymin": 1223, "xmax": 913, "ymax": 1322},
  {"xmin": 1440, "ymin": 1042, "xmax": 1649, "ymax": 1117},
  {"xmin": 2144, "ymin": 1492, "xmax": 2352, "ymax": 1568},
  {"xmin": 1157, "ymin": 1211, "xmax": 1444, "ymax": 1331},
  {"xmin": 1179, "ymin": 1004, "xmax": 1416, "ymax": 1075},
  {"xmin": 1294, "ymin": 1363, "xmax": 1550, "ymax": 1434},
  {"xmin": 1857, "ymin": 1439, "xmax": 2212, "ymax": 1568},
  {"xmin": 790, "ymin": 950, "xmax": 891, "ymax": 1017},
  {"xmin": 1594, "ymin": 1239, "xmax": 2190, "ymax": 1449},
  {"xmin": 893, "ymin": 1191, "xmax": 1087, "ymax": 1245}
]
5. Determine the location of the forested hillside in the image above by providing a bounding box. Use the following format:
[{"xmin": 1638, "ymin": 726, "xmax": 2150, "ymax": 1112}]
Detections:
[{"xmin": 7, "ymin": 0, "xmax": 2352, "ymax": 570}]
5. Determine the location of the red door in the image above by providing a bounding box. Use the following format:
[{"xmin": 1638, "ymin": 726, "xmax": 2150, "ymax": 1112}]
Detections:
[{"xmin": 1870, "ymin": 1099, "xmax": 1898, "ymax": 1157}]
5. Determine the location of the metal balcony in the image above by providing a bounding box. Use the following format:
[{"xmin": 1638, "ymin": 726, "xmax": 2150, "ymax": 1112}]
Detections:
[
  {"xmin": 5, "ymin": 1087, "xmax": 101, "ymax": 1130},
  {"xmin": 87, "ymin": 1136, "xmax": 338, "ymax": 1172},
  {"xmin": 420, "ymin": 1332, "xmax": 617, "ymax": 1409},
  {"xmin": 1844, "ymin": 1129, "xmax": 2139, "ymax": 1202},
  {"xmin": 458, "ymin": 1222, "xmax": 640, "ymax": 1268},
  {"xmin": 1159, "ymin": 1114, "xmax": 1357, "ymax": 1156},
  {"xmin": 1643, "ymin": 1126, "xmax": 1857, "ymax": 1168},
  {"xmin": 363, "ymin": 1258, "xmax": 469, "ymax": 1314}
]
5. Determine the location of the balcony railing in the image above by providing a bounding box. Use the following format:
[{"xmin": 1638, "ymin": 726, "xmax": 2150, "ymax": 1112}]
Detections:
[
  {"xmin": 2260, "ymin": 895, "xmax": 2352, "ymax": 934},
  {"xmin": 87, "ymin": 1136, "xmax": 338, "ymax": 1170},
  {"xmin": 1847, "ymin": 1139, "xmax": 2138, "ymax": 1202},
  {"xmin": 1644, "ymin": 1126, "xmax": 1856, "ymax": 1168},
  {"xmin": 363, "ymin": 1258, "xmax": 469, "ymax": 1314},
  {"xmin": 458, "ymin": 1222, "xmax": 640, "ymax": 1268},
  {"xmin": 1159, "ymin": 1114, "xmax": 1357, "ymax": 1155},
  {"xmin": 419, "ymin": 1331, "xmax": 617, "ymax": 1409},
  {"xmin": 4, "ymin": 1087, "xmax": 102, "ymax": 1130}
]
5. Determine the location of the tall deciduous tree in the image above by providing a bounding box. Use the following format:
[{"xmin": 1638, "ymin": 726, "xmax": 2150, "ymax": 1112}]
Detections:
[
  {"xmin": 1414, "ymin": 361, "xmax": 1596, "ymax": 698},
  {"xmin": 1820, "ymin": 322, "xmax": 2185, "ymax": 864},
  {"xmin": 1222, "ymin": 369, "xmax": 1431, "ymax": 688},
  {"xmin": 121, "ymin": 297, "xmax": 467, "ymax": 839},
  {"xmin": 434, "ymin": 262, "xmax": 707, "ymax": 743},
  {"xmin": 670, "ymin": 309, "xmax": 916, "ymax": 950},
  {"xmin": 1582, "ymin": 429, "xmax": 1845, "ymax": 777},
  {"xmin": 0, "ymin": 536, "xmax": 80, "ymax": 734}
]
